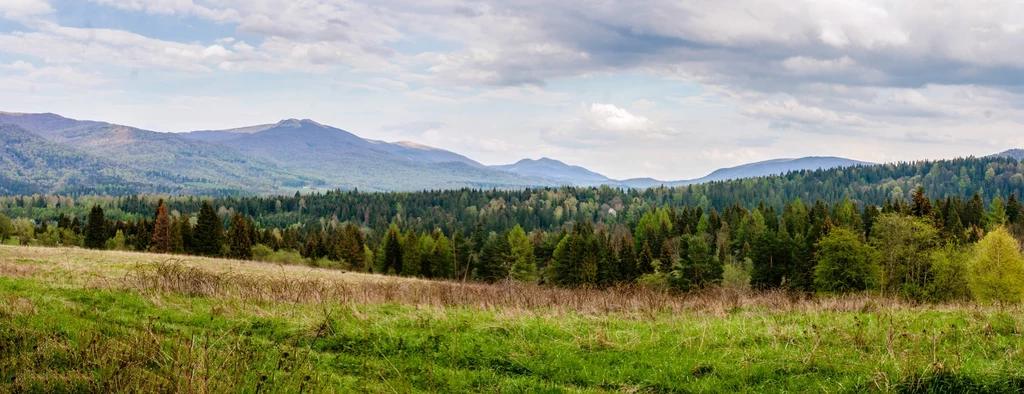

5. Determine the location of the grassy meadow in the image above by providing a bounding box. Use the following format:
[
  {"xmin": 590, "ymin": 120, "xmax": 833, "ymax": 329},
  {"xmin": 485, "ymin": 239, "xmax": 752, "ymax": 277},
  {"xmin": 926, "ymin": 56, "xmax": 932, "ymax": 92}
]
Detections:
[{"xmin": 2, "ymin": 245, "xmax": 1024, "ymax": 393}]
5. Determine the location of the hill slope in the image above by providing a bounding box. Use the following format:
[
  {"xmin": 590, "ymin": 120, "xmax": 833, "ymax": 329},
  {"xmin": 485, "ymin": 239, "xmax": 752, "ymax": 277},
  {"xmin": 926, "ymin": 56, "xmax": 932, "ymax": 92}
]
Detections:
[
  {"xmin": 0, "ymin": 123, "xmax": 175, "ymax": 195},
  {"xmin": 0, "ymin": 113, "xmax": 321, "ymax": 193},
  {"xmin": 183, "ymin": 119, "xmax": 554, "ymax": 191}
]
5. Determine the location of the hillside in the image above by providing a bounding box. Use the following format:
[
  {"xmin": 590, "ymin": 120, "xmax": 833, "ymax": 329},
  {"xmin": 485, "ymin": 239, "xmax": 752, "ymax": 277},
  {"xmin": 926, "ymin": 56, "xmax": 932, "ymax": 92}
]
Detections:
[
  {"xmin": 183, "ymin": 119, "xmax": 555, "ymax": 191},
  {"xmin": 0, "ymin": 113, "xmax": 320, "ymax": 193},
  {"xmin": 0, "ymin": 123, "xmax": 176, "ymax": 195}
]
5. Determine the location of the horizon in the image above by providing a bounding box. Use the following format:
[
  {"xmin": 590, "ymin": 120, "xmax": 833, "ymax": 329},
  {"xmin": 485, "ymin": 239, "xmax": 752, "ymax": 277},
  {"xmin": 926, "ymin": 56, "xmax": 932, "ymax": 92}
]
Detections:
[{"xmin": 2, "ymin": 1, "xmax": 1023, "ymax": 180}]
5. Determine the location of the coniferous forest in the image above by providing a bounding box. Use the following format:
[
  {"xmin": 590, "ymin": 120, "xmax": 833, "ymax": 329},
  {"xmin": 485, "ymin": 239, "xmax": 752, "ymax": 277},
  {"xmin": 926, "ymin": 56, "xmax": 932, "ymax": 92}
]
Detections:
[{"xmin": 4, "ymin": 155, "xmax": 1024, "ymax": 302}]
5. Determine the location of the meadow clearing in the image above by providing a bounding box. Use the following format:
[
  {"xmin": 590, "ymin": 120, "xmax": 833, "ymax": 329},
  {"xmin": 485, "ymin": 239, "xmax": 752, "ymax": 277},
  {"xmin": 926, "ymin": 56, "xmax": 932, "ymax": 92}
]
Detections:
[{"xmin": 2, "ymin": 245, "xmax": 1024, "ymax": 393}]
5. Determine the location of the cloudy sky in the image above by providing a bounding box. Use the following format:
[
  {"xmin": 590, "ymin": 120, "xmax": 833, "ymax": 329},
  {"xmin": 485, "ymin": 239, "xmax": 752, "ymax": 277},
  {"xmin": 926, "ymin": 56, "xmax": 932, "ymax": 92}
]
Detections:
[{"xmin": 1, "ymin": 0, "xmax": 1023, "ymax": 180}]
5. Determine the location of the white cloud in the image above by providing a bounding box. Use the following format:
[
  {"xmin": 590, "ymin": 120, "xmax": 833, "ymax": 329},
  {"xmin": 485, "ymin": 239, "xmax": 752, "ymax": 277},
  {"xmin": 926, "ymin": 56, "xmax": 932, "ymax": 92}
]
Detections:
[
  {"xmin": 543, "ymin": 103, "xmax": 680, "ymax": 147},
  {"xmin": 0, "ymin": 0, "xmax": 52, "ymax": 20},
  {"xmin": 89, "ymin": 0, "xmax": 241, "ymax": 23}
]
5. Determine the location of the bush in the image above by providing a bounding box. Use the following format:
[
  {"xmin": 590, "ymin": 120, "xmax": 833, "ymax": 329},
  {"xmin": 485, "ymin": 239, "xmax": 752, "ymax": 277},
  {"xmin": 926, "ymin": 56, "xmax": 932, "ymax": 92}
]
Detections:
[
  {"xmin": 814, "ymin": 228, "xmax": 879, "ymax": 294},
  {"xmin": 722, "ymin": 257, "xmax": 752, "ymax": 289},
  {"xmin": 968, "ymin": 226, "xmax": 1024, "ymax": 304},
  {"xmin": 925, "ymin": 245, "xmax": 972, "ymax": 302},
  {"xmin": 636, "ymin": 272, "xmax": 670, "ymax": 291}
]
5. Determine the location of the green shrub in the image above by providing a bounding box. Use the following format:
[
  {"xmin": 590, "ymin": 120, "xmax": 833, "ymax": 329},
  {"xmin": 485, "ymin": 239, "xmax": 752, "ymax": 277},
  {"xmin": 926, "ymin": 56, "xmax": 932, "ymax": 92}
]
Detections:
[
  {"xmin": 814, "ymin": 228, "xmax": 879, "ymax": 294},
  {"xmin": 968, "ymin": 226, "xmax": 1024, "ymax": 304}
]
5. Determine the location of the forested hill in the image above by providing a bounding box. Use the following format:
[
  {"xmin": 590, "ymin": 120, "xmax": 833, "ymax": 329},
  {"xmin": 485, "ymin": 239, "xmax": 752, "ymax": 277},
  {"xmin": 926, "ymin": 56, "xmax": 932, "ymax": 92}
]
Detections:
[{"xmin": 5, "ymin": 155, "xmax": 1023, "ymax": 237}]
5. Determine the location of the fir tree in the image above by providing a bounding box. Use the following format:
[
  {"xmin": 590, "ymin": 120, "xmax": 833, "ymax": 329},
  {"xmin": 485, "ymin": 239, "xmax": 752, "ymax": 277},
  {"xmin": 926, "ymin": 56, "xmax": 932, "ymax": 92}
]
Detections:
[
  {"xmin": 401, "ymin": 231, "xmax": 422, "ymax": 276},
  {"xmin": 84, "ymin": 205, "xmax": 107, "ymax": 249},
  {"xmin": 228, "ymin": 213, "xmax": 253, "ymax": 260},
  {"xmin": 476, "ymin": 232, "xmax": 510, "ymax": 283},
  {"xmin": 193, "ymin": 201, "xmax": 224, "ymax": 257},
  {"xmin": 379, "ymin": 224, "xmax": 403, "ymax": 274}
]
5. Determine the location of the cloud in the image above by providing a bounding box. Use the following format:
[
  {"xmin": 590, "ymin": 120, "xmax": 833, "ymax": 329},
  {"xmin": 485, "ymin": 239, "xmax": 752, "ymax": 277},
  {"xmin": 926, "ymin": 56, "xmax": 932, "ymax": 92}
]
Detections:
[
  {"xmin": 543, "ymin": 103, "xmax": 680, "ymax": 147},
  {"xmin": 0, "ymin": 0, "xmax": 52, "ymax": 20},
  {"xmin": 89, "ymin": 0, "xmax": 242, "ymax": 23}
]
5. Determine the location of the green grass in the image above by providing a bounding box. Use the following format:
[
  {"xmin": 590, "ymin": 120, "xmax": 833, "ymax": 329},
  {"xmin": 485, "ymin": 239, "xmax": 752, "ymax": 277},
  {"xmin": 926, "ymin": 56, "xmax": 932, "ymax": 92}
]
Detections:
[{"xmin": 3, "ymin": 246, "xmax": 1024, "ymax": 392}]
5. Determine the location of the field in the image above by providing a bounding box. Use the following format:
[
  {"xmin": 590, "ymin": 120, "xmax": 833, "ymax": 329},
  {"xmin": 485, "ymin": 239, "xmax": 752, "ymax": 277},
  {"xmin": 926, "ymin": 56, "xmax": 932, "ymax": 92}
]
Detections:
[{"xmin": 2, "ymin": 245, "xmax": 1024, "ymax": 393}]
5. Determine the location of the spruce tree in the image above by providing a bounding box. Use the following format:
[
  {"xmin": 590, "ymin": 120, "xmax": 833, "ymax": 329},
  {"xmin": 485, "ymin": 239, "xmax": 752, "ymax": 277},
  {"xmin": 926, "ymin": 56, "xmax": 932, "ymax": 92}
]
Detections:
[
  {"xmin": 150, "ymin": 200, "xmax": 172, "ymax": 254},
  {"xmin": 336, "ymin": 223, "xmax": 366, "ymax": 271},
  {"xmin": 193, "ymin": 201, "xmax": 224, "ymax": 257},
  {"xmin": 380, "ymin": 224, "xmax": 403, "ymax": 274},
  {"xmin": 477, "ymin": 232, "xmax": 510, "ymax": 283},
  {"xmin": 400, "ymin": 231, "xmax": 422, "ymax": 276},
  {"xmin": 84, "ymin": 205, "xmax": 107, "ymax": 249},
  {"xmin": 228, "ymin": 213, "xmax": 253, "ymax": 260}
]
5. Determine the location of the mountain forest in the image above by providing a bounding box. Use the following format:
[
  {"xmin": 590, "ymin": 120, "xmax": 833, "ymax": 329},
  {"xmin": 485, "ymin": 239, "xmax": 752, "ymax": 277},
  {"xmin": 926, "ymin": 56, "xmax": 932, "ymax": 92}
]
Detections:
[{"xmin": 5, "ymin": 155, "xmax": 1024, "ymax": 303}]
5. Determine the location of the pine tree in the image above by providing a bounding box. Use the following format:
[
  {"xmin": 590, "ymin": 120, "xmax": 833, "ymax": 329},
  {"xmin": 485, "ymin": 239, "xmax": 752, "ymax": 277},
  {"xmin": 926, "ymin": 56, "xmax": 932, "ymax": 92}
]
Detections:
[
  {"xmin": 150, "ymin": 200, "xmax": 172, "ymax": 254},
  {"xmin": 193, "ymin": 201, "xmax": 224, "ymax": 257},
  {"xmin": 228, "ymin": 213, "xmax": 253, "ymax": 260},
  {"xmin": 84, "ymin": 205, "xmax": 107, "ymax": 249}
]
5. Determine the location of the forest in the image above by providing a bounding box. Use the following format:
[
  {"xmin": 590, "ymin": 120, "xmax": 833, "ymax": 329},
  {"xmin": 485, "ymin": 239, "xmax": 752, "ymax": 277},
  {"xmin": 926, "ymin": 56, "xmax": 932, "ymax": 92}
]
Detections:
[{"xmin": 3, "ymin": 155, "xmax": 1024, "ymax": 303}]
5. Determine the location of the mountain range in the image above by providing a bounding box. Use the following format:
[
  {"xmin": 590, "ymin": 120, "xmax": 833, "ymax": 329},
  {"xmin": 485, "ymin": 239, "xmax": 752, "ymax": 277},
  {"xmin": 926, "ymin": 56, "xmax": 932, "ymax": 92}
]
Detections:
[{"xmin": 0, "ymin": 111, "xmax": 924, "ymax": 196}]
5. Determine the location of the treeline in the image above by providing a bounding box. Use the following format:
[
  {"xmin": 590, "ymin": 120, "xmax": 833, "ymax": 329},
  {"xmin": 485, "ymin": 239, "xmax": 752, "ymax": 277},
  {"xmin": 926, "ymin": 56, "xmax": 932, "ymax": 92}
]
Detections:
[
  {"xmin": 5, "ymin": 187, "xmax": 1024, "ymax": 303},
  {"xmin": 4, "ymin": 156, "xmax": 1024, "ymax": 239}
]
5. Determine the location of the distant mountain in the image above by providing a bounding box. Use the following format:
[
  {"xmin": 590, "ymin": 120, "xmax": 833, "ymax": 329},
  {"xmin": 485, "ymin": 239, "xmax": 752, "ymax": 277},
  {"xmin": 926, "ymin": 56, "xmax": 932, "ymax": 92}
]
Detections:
[
  {"xmin": 687, "ymin": 156, "xmax": 875, "ymax": 184},
  {"xmin": 0, "ymin": 112, "xmax": 320, "ymax": 193},
  {"xmin": 0, "ymin": 123, "xmax": 176, "ymax": 195},
  {"xmin": 492, "ymin": 158, "xmax": 611, "ymax": 185},
  {"xmin": 545, "ymin": 156, "xmax": 874, "ymax": 188},
  {"xmin": 991, "ymin": 149, "xmax": 1024, "ymax": 160},
  {"xmin": 182, "ymin": 119, "xmax": 555, "ymax": 191},
  {"xmin": 0, "ymin": 110, "xmax": 879, "ymax": 195}
]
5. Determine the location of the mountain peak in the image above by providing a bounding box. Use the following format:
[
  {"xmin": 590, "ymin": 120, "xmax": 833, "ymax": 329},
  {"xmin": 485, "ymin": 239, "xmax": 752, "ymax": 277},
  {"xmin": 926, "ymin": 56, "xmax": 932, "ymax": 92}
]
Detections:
[{"xmin": 273, "ymin": 118, "xmax": 324, "ymax": 128}]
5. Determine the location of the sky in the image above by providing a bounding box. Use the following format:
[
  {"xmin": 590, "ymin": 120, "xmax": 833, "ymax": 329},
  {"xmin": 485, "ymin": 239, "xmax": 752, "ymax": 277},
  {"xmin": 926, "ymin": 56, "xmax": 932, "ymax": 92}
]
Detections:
[{"xmin": 1, "ymin": 0, "xmax": 1023, "ymax": 180}]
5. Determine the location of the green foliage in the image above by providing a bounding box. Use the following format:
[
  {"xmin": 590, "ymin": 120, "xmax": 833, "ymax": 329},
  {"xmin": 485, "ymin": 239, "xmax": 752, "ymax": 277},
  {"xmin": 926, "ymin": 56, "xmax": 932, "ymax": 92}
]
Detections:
[
  {"xmin": 722, "ymin": 257, "xmax": 753, "ymax": 288},
  {"xmin": 869, "ymin": 214, "xmax": 940, "ymax": 300},
  {"xmin": 0, "ymin": 213, "xmax": 12, "ymax": 242},
  {"xmin": 550, "ymin": 222, "xmax": 598, "ymax": 287},
  {"xmin": 814, "ymin": 228, "xmax": 879, "ymax": 294},
  {"xmin": 192, "ymin": 201, "xmax": 223, "ymax": 257},
  {"xmin": 104, "ymin": 230, "xmax": 127, "ymax": 251},
  {"xmin": 400, "ymin": 231, "xmax": 421, "ymax": 277},
  {"xmin": 378, "ymin": 224, "xmax": 403, "ymax": 274},
  {"xmin": 476, "ymin": 232, "xmax": 510, "ymax": 283},
  {"xmin": 507, "ymin": 225, "xmax": 536, "ymax": 282},
  {"xmin": 968, "ymin": 226, "xmax": 1024, "ymax": 304},
  {"xmin": 926, "ymin": 245, "xmax": 972, "ymax": 302},
  {"xmin": 84, "ymin": 205, "xmax": 107, "ymax": 249},
  {"xmin": 670, "ymin": 234, "xmax": 723, "ymax": 291},
  {"xmin": 227, "ymin": 213, "xmax": 253, "ymax": 260}
]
